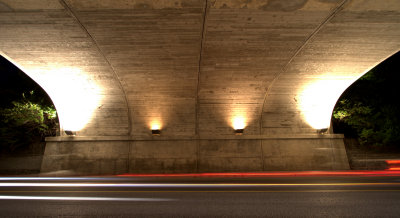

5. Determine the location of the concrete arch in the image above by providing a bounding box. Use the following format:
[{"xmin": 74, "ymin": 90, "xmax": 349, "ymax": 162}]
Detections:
[
  {"xmin": 0, "ymin": 12, "xmax": 130, "ymax": 137},
  {"xmin": 260, "ymin": 1, "xmax": 400, "ymax": 134},
  {"xmin": 1, "ymin": 0, "xmax": 399, "ymax": 174},
  {"xmin": 1, "ymin": 52, "xmax": 96, "ymax": 135}
]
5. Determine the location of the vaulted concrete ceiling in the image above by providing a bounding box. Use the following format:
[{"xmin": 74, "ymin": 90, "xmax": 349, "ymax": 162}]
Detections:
[{"xmin": 0, "ymin": 0, "xmax": 399, "ymax": 137}]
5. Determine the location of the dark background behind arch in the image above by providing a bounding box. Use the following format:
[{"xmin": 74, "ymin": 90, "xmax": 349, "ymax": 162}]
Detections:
[
  {"xmin": 0, "ymin": 55, "xmax": 58, "ymax": 157},
  {"xmin": 332, "ymin": 51, "xmax": 400, "ymax": 148}
]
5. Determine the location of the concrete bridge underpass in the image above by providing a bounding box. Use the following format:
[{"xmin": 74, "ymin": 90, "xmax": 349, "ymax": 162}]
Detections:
[{"xmin": 1, "ymin": 0, "xmax": 399, "ymax": 175}]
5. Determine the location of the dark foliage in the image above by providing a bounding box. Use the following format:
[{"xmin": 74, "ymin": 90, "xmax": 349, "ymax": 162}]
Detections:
[
  {"xmin": 0, "ymin": 56, "xmax": 58, "ymax": 154},
  {"xmin": 332, "ymin": 51, "xmax": 400, "ymax": 147}
]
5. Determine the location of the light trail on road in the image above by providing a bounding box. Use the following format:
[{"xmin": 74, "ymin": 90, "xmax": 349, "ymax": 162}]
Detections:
[
  {"xmin": 1, "ymin": 175, "xmax": 400, "ymax": 217},
  {"xmin": 0, "ymin": 195, "xmax": 173, "ymax": 201},
  {"xmin": 0, "ymin": 182, "xmax": 400, "ymax": 188}
]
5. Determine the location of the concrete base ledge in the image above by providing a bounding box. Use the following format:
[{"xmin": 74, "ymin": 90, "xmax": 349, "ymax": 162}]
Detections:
[
  {"xmin": 41, "ymin": 135, "xmax": 349, "ymax": 175},
  {"xmin": 46, "ymin": 134, "xmax": 344, "ymax": 142}
]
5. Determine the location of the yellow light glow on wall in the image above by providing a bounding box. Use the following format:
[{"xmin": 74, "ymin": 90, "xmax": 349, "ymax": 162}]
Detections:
[
  {"xmin": 31, "ymin": 67, "xmax": 103, "ymax": 132},
  {"xmin": 150, "ymin": 121, "xmax": 162, "ymax": 130},
  {"xmin": 298, "ymin": 79, "xmax": 351, "ymax": 130},
  {"xmin": 232, "ymin": 115, "xmax": 246, "ymax": 130}
]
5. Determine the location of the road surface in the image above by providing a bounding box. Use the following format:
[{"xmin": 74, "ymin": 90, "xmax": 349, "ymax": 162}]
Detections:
[{"xmin": 1, "ymin": 174, "xmax": 400, "ymax": 217}]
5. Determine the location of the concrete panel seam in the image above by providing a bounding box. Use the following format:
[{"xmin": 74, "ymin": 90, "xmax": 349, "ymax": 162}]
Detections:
[
  {"xmin": 195, "ymin": 0, "xmax": 209, "ymax": 173},
  {"xmin": 329, "ymin": 137, "xmax": 335, "ymax": 170},
  {"xmin": 58, "ymin": 0, "xmax": 132, "ymax": 136},
  {"xmin": 195, "ymin": 0, "xmax": 209, "ymax": 137},
  {"xmin": 259, "ymin": 0, "xmax": 350, "ymax": 131}
]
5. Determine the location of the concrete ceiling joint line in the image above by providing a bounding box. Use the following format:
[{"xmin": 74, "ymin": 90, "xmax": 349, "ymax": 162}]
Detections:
[
  {"xmin": 194, "ymin": 0, "xmax": 209, "ymax": 173},
  {"xmin": 195, "ymin": 0, "xmax": 210, "ymax": 137},
  {"xmin": 58, "ymin": 0, "xmax": 132, "ymax": 136},
  {"xmin": 258, "ymin": 0, "xmax": 350, "ymax": 133}
]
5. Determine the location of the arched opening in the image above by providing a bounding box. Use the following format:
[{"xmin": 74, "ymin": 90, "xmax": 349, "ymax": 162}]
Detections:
[
  {"xmin": 331, "ymin": 51, "xmax": 400, "ymax": 169},
  {"xmin": 0, "ymin": 55, "xmax": 59, "ymax": 159},
  {"xmin": 0, "ymin": 52, "xmax": 105, "ymax": 137}
]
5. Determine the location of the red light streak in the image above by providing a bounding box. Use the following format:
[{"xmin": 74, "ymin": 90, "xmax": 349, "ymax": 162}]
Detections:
[
  {"xmin": 386, "ymin": 160, "xmax": 400, "ymax": 165},
  {"xmin": 118, "ymin": 171, "xmax": 400, "ymax": 178},
  {"xmin": 385, "ymin": 160, "xmax": 400, "ymax": 171}
]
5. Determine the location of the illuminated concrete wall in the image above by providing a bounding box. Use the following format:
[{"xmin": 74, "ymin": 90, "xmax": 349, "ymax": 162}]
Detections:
[
  {"xmin": 1, "ymin": 0, "xmax": 399, "ymax": 174},
  {"xmin": 42, "ymin": 136, "xmax": 348, "ymax": 175},
  {"xmin": 0, "ymin": 0, "xmax": 130, "ymax": 136}
]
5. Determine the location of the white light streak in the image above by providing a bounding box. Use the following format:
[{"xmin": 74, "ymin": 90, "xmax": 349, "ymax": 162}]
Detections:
[
  {"xmin": 0, "ymin": 195, "xmax": 172, "ymax": 201},
  {"xmin": 0, "ymin": 177, "xmax": 92, "ymax": 181}
]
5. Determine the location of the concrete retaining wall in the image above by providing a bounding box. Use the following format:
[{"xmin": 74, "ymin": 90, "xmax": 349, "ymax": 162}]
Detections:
[
  {"xmin": 0, "ymin": 156, "xmax": 43, "ymax": 175},
  {"xmin": 41, "ymin": 134, "xmax": 349, "ymax": 175}
]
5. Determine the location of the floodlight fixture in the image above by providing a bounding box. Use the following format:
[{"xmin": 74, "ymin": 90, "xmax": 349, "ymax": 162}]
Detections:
[
  {"xmin": 317, "ymin": 128, "xmax": 328, "ymax": 134},
  {"xmin": 65, "ymin": 130, "xmax": 76, "ymax": 136},
  {"xmin": 152, "ymin": 129, "xmax": 161, "ymax": 136},
  {"xmin": 234, "ymin": 129, "xmax": 244, "ymax": 135}
]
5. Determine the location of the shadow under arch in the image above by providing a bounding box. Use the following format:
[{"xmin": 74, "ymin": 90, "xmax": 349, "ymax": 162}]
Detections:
[{"xmin": 331, "ymin": 51, "xmax": 400, "ymax": 139}]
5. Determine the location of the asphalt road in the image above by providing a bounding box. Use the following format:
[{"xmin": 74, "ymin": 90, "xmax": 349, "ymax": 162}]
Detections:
[{"xmin": 1, "ymin": 175, "xmax": 400, "ymax": 217}]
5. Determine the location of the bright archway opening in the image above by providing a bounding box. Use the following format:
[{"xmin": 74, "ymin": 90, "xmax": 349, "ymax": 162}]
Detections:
[
  {"xmin": 297, "ymin": 52, "xmax": 399, "ymax": 133},
  {"xmin": 331, "ymin": 51, "xmax": 400, "ymax": 146},
  {"xmin": 0, "ymin": 53, "xmax": 103, "ymax": 135},
  {"xmin": 0, "ymin": 55, "xmax": 59, "ymax": 157}
]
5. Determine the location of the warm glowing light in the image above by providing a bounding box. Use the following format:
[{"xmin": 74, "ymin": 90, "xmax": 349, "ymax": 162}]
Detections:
[
  {"xmin": 150, "ymin": 121, "xmax": 161, "ymax": 130},
  {"xmin": 298, "ymin": 79, "xmax": 350, "ymax": 129},
  {"xmin": 227, "ymin": 106, "xmax": 251, "ymax": 133},
  {"xmin": 32, "ymin": 67, "xmax": 103, "ymax": 132},
  {"xmin": 232, "ymin": 116, "xmax": 246, "ymax": 130}
]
